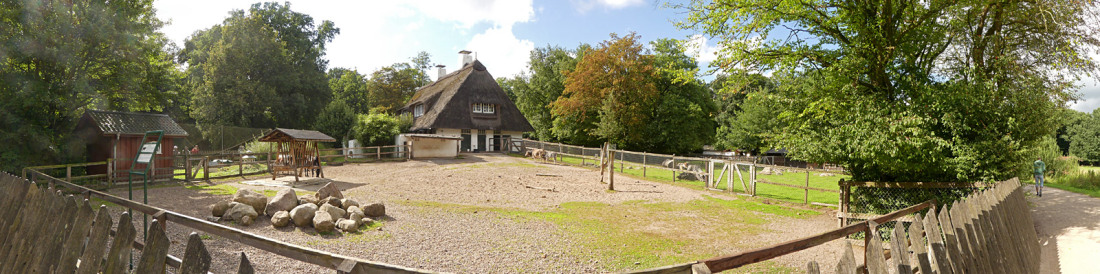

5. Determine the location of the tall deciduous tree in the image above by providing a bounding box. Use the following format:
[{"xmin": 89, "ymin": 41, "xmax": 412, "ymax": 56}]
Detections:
[
  {"xmin": 181, "ymin": 2, "xmax": 337, "ymax": 129},
  {"xmin": 328, "ymin": 68, "xmax": 370, "ymax": 113},
  {"xmin": 367, "ymin": 62, "xmax": 427, "ymax": 114},
  {"xmin": 712, "ymin": 73, "xmax": 776, "ymax": 153},
  {"xmin": 643, "ymin": 39, "xmax": 717, "ymax": 154},
  {"xmin": 553, "ymin": 33, "xmax": 658, "ymax": 148},
  {"xmin": 676, "ymin": 0, "xmax": 1100, "ymax": 181},
  {"xmin": 1068, "ymin": 110, "xmax": 1100, "ymax": 164},
  {"xmin": 0, "ymin": 0, "xmax": 179, "ymax": 171},
  {"xmin": 514, "ymin": 45, "xmax": 587, "ymax": 141}
]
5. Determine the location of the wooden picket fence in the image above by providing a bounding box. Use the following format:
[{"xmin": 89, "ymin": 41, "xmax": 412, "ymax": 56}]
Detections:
[
  {"xmin": 0, "ymin": 172, "xmax": 238, "ymax": 273},
  {"xmin": 812, "ymin": 177, "xmax": 1038, "ymax": 274},
  {"xmin": 6, "ymin": 170, "xmax": 435, "ymax": 274},
  {"xmin": 631, "ymin": 177, "xmax": 1037, "ymax": 274}
]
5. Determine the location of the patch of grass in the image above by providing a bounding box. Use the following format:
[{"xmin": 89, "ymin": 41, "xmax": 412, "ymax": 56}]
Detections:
[
  {"xmin": 200, "ymin": 234, "xmax": 213, "ymax": 240},
  {"xmin": 173, "ymin": 163, "xmax": 270, "ymax": 180},
  {"xmin": 185, "ymin": 183, "xmax": 239, "ymax": 196},
  {"xmin": 401, "ymin": 196, "xmax": 816, "ymax": 272},
  {"xmin": 1046, "ymin": 165, "xmax": 1100, "ymax": 198},
  {"xmin": 557, "ymin": 155, "xmax": 847, "ymax": 206}
]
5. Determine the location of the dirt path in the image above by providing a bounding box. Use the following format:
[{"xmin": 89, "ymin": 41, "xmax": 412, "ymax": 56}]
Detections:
[{"xmin": 1028, "ymin": 186, "xmax": 1100, "ymax": 274}]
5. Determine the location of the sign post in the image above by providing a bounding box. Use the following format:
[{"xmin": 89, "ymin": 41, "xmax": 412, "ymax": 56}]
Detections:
[{"xmin": 127, "ymin": 130, "xmax": 163, "ymax": 270}]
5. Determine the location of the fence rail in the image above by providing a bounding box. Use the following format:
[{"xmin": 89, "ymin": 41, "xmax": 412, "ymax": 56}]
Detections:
[
  {"xmin": 632, "ymin": 177, "xmax": 1036, "ymax": 274},
  {"xmin": 520, "ymin": 139, "xmax": 840, "ymax": 206},
  {"xmin": 17, "ymin": 169, "xmax": 433, "ymax": 273},
  {"xmin": 22, "ymin": 145, "xmax": 411, "ymax": 191},
  {"xmin": 813, "ymin": 178, "xmax": 1038, "ymax": 273}
]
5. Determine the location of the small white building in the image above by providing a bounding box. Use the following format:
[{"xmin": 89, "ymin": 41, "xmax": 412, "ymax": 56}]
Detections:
[
  {"xmin": 398, "ymin": 51, "xmax": 534, "ymax": 152},
  {"xmin": 396, "ymin": 134, "xmax": 463, "ymax": 158}
]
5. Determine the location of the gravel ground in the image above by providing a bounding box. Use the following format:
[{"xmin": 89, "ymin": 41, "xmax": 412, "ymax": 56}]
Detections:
[{"xmin": 96, "ymin": 153, "xmax": 840, "ymax": 273}]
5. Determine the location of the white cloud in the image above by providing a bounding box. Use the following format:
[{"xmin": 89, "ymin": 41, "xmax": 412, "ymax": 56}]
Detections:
[
  {"xmin": 154, "ymin": 0, "xmax": 538, "ymax": 79},
  {"xmin": 571, "ymin": 0, "xmax": 646, "ymax": 13},
  {"xmin": 408, "ymin": 0, "xmax": 534, "ymax": 28},
  {"xmin": 465, "ymin": 26, "xmax": 535, "ymax": 79},
  {"xmin": 1070, "ymin": 80, "xmax": 1100, "ymax": 113},
  {"xmin": 683, "ymin": 34, "xmax": 720, "ymax": 63}
]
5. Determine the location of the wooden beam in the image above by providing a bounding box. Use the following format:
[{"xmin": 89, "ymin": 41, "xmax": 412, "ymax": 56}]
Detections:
[{"xmin": 701, "ymin": 200, "xmax": 934, "ymax": 272}]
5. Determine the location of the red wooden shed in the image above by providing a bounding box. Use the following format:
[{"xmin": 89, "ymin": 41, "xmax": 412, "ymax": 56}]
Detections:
[{"xmin": 75, "ymin": 110, "xmax": 189, "ymax": 180}]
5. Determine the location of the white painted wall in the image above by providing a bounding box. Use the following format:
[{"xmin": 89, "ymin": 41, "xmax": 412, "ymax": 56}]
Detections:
[{"xmin": 409, "ymin": 137, "xmax": 459, "ymax": 158}]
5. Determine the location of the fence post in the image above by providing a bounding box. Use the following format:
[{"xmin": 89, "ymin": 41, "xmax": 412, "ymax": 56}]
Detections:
[
  {"xmin": 203, "ymin": 156, "xmax": 209, "ymax": 182},
  {"xmin": 185, "ymin": 152, "xmax": 192, "ymax": 181},
  {"xmin": 672, "ymin": 156, "xmax": 677, "ymax": 182},
  {"xmin": 838, "ymin": 179, "xmax": 847, "ymax": 227},
  {"xmin": 805, "ymin": 170, "xmax": 810, "ymax": 204},
  {"xmin": 608, "ymin": 150, "xmax": 615, "ymax": 191},
  {"xmin": 619, "ymin": 151, "xmax": 624, "ymax": 172},
  {"xmin": 377, "ymin": 146, "xmax": 381, "ymax": 160},
  {"xmin": 66, "ymin": 165, "xmax": 72, "ymax": 182},
  {"xmin": 642, "ymin": 153, "xmax": 647, "ymax": 178},
  {"xmin": 239, "ymin": 154, "xmax": 244, "ymax": 177},
  {"xmin": 108, "ymin": 158, "xmax": 114, "ymax": 188}
]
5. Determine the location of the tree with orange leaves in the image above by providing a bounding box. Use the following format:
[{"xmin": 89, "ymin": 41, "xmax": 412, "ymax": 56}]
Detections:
[{"xmin": 551, "ymin": 33, "xmax": 660, "ymax": 148}]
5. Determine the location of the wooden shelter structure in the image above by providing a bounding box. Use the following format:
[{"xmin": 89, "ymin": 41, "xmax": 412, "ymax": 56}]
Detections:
[
  {"xmin": 258, "ymin": 128, "xmax": 336, "ymax": 182},
  {"xmin": 74, "ymin": 110, "xmax": 189, "ymax": 180}
]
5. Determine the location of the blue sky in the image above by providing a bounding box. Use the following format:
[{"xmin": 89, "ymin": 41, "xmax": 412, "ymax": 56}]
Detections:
[{"xmin": 153, "ymin": 0, "xmax": 1099, "ymax": 113}]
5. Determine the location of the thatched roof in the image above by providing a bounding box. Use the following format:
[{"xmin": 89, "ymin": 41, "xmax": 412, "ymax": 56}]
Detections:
[
  {"xmin": 78, "ymin": 110, "xmax": 189, "ymax": 137},
  {"xmin": 259, "ymin": 128, "xmax": 336, "ymax": 142},
  {"xmin": 400, "ymin": 60, "xmax": 534, "ymax": 133}
]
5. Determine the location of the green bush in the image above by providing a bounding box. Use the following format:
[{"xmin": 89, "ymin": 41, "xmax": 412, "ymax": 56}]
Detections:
[{"xmin": 352, "ymin": 113, "xmax": 401, "ymax": 147}]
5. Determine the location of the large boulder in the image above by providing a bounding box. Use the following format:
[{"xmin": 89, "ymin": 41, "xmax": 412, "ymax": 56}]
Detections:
[
  {"xmin": 265, "ymin": 189, "xmax": 298, "ymax": 216},
  {"xmin": 319, "ymin": 203, "xmax": 346, "ymax": 220},
  {"xmin": 347, "ymin": 206, "xmax": 364, "ymax": 218},
  {"xmin": 320, "ymin": 197, "xmax": 343, "ymax": 209},
  {"xmin": 211, "ymin": 200, "xmax": 231, "ymax": 217},
  {"xmin": 232, "ymin": 189, "xmax": 268, "ymax": 214},
  {"xmin": 336, "ymin": 218, "xmax": 358, "ymax": 232},
  {"xmin": 340, "ymin": 198, "xmax": 359, "ymax": 211},
  {"xmin": 290, "ymin": 203, "xmax": 319, "ymax": 227},
  {"xmin": 316, "ymin": 182, "xmax": 343, "ymax": 200},
  {"xmin": 362, "ymin": 202, "xmax": 386, "ymax": 218},
  {"xmin": 298, "ymin": 195, "xmax": 319, "ymax": 206},
  {"xmin": 313, "ymin": 211, "xmax": 335, "ymax": 233},
  {"xmin": 224, "ymin": 202, "xmax": 258, "ymax": 226},
  {"xmin": 271, "ymin": 211, "xmax": 291, "ymax": 228}
]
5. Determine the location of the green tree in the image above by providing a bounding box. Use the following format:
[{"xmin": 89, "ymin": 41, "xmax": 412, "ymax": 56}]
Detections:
[
  {"xmin": 515, "ymin": 45, "xmax": 586, "ymax": 141},
  {"xmin": 314, "ymin": 99, "xmax": 356, "ymax": 146},
  {"xmin": 642, "ymin": 39, "xmax": 717, "ymax": 154},
  {"xmin": 712, "ymin": 74, "xmax": 773, "ymax": 152},
  {"xmin": 676, "ymin": 0, "xmax": 1100, "ymax": 182},
  {"xmin": 553, "ymin": 33, "xmax": 658, "ymax": 148},
  {"xmin": 352, "ymin": 113, "xmax": 402, "ymax": 147},
  {"xmin": 1068, "ymin": 110, "xmax": 1100, "ymax": 164},
  {"xmin": 181, "ymin": 2, "xmax": 338, "ymax": 129},
  {"xmin": 496, "ymin": 76, "xmax": 526, "ymax": 105},
  {"xmin": 368, "ymin": 61, "xmax": 429, "ymax": 114},
  {"xmin": 1057, "ymin": 108, "xmax": 1090, "ymax": 156},
  {"xmin": 0, "ymin": 0, "xmax": 179, "ymax": 171},
  {"xmin": 328, "ymin": 68, "xmax": 370, "ymax": 113}
]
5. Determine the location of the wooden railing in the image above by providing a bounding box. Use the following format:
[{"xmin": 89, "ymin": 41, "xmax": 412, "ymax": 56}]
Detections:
[
  {"xmin": 318, "ymin": 145, "xmax": 411, "ymax": 161},
  {"xmin": 814, "ymin": 177, "xmax": 1038, "ymax": 273},
  {"xmin": 630, "ymin": 177, "xmax": 1036, "ymax": 274},
  {"xmin": 16, "ymin": 170, "xmax": 433, "ymax": 273}
]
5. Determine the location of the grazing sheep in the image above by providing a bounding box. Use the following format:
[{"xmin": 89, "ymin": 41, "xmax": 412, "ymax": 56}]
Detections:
[
  {"xmin": 662, "ymin": 159, "xmax": 675, "ymax": 168},
  {"xmin": 544, "ymin": 151, "xmax": 557, "ymax": 163}
]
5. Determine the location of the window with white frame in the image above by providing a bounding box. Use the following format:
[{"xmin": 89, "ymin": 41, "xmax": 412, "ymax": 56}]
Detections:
[
  {"xmin": 472, "ymin": 103, "xmax": 495, "ymax": 114},
  {"xmin": 413, "ymin": 104, "xmax": 424, "ymax": 117}
]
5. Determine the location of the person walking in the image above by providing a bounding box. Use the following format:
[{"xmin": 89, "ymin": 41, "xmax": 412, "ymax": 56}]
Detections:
[{"xmin": 1034, "ymin": 156, "xmax": 1046, "ymax": 197}]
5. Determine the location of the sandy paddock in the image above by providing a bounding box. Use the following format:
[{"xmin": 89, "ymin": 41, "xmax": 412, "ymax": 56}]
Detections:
[{"xmin": 100, "ymin": 153, "xmax": 844, "ymax": 273}]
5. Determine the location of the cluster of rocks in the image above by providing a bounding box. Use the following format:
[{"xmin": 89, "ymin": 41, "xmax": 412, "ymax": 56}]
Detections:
[{"xmin": 210, "ymin": 182, "xmax": 385, "ymax": 233}]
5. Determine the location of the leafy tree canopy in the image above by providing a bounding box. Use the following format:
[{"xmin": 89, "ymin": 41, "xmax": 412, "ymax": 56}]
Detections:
[
  {"xmin": 328, "ymin": 68, "xmax": 370, "ymax": 113},
  {"xmin": 676, "ymin": 0, "xmax": 1100, "ymax": 182},
  {"xmin": 181, "ymin": 2, "xmax": 338, "ymax": 129},
  {"xmin": 0, "ymin": 0, "xmax": 178, "ymax": 171},
  {"xmin": 368, "ymin": 52, "xmax": 433, "ymax": 114}
]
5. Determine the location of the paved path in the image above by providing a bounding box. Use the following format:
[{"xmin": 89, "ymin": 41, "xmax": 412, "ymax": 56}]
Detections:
[{"xmin": 1028, "ymin": 186, "xmax": 1100, "ymax": 273}]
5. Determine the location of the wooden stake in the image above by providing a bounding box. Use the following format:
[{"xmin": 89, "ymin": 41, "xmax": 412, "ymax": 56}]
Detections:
[
  {"xmin": 608, "ymin": 149, "xmax": 615, "ymax": 191},
  {"xmin": 805, "ymin": 170, "xmax": 810, "ymax": 204}
]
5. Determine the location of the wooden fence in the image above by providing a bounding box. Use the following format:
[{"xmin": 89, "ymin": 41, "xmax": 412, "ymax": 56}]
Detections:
[
  {"xmin": 14, "ymin": 170, "xmax": 434, "ymax": 273},
  {"xmin": 816, "ymin": 177, "xmax": 1038, "ymax": 273},
  {"xmin": 628, "ymin": 177, "xmax": 1037, "ymax": 274},
  {"xmin": 521, "ymin": 139, "xmax": 840, "ymax": 206},
  {"xmin": 22, "ymin": 145, "xmax": 411, "ymax": 190}
]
